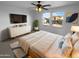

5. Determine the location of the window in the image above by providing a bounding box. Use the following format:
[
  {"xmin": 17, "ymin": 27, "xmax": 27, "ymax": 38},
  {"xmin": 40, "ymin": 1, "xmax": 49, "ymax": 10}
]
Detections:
[
  {"xmin": 52, "ymin": 12, "xmax": 64, "ymax": 27},
  {"xmin": 42, "ymin": 13, "xmax": 50, "ymax": 25}
]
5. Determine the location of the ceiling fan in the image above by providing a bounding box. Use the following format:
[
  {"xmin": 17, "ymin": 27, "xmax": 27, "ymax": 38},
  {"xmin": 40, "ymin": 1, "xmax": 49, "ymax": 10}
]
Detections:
[{"xmin": 31, "ymin": 1, "xmax": 51, "ymax": 12}]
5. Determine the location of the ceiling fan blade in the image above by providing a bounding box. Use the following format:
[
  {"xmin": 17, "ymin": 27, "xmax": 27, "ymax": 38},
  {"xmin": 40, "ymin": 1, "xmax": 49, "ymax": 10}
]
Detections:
[
  {"xmin": 31, "ymin": 3, "xmax": 36, "ymax": 6},
  {"xmin": 42, "ymin": 4, "xmax": 51, "ymax": 7},
  {"xmin": 42, "ymin": 8, "xmax": 48, "ymax": 10}
]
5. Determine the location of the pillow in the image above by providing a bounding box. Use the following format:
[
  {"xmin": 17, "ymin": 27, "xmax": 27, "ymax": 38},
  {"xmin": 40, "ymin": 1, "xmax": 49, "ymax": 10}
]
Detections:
[
  {"xmin": 59, "ymin": 41, "xmax": 64, "ymax": 49},
  {"xmin": 72, "ymin": 32, "xmax": 79, "ymax": 45},
  {"xmin": 62, "ymin": 33, "xmax": 72, "ymax": 57},
  {"xmin": 71, "ymin": 40, "xmax": 79, "ymax": 58},
  {"xmin": 64, "ymin": 33, "xmax": 72, "ymax": 40}
]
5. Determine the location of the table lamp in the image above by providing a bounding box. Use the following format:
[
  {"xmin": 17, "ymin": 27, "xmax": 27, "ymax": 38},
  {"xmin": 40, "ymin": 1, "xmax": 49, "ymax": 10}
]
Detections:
[{"xmin": 71, "ymin": 26, "xmax": 79, "ymax": 34}]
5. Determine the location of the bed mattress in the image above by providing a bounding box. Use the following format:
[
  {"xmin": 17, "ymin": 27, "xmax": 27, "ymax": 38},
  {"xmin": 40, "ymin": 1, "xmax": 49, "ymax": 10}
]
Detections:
[
  {"xmin": 18, "ymin": 30, "xmax": 64, "ymax": 57},
  {"xmin": 44, "ymin": 37, "xmax": 65, "ymax": 58},
  {"xmin": 19, "ymin": 31, "xmax": 51, "ymax": 54},
  {"xmin": 30, "ymin": 33, "xmax": 64, "ymax": 58}
]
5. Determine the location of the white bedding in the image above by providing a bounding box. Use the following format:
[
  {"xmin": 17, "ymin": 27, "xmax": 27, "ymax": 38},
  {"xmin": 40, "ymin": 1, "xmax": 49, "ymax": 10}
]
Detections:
[
  {"xmin": 44, "ymin": 37, "xmax": 65, "ymax": 58},
  {"xmin": 18, "ymin": 30, "xmax": 64, "ymax": 57},
  {"xmin": 19, "ymin": 31, "xmax": 50, "ymax": 54},
  {"xmin": 30, "ymin": 34, "xmax": 64, "ymax": 58}
]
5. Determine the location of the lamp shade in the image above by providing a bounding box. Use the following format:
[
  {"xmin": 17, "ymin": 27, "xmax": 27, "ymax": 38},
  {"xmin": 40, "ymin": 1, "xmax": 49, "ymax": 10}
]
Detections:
[{"xmin": 71, "ymin": 26, "xmax": 79, "ymax": 32}]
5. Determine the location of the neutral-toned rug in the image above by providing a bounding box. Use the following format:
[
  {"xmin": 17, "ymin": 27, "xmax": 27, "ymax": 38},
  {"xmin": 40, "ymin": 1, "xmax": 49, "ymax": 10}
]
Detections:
[
  {"xmin": 9, "ymin": 41, "xmax": 26, "ymax": 58},
  {"xmin": 0, "ymin": 38, "xmax": 19, "ymax": 58},
  {"xmin": 0, "ymin": 32, "xmax": 33, "ymax": 58}
]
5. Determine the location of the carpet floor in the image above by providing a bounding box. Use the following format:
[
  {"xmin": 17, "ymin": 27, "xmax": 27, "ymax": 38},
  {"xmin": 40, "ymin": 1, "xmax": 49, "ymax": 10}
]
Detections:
[
  {"xmin": 0, "ymin": 32, "xmax": 34, "ymax": 58},
  {"xmin": 0, "ymin": 38, "xmax": 20, "ymax": 58}
]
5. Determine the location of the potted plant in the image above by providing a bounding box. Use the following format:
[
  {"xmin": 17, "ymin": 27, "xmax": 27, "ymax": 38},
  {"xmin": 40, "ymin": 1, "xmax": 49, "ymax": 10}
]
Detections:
[{"xmin": 33, "ymin": 20, "xmax": 39, "ymax": 31}]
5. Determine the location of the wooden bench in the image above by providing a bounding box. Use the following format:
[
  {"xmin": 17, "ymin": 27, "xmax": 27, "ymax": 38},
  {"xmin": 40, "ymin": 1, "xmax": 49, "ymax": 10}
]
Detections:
[
  {"xmin": 13, "ymin": 48, "xmax": 26, "ymax": 58},
  {"xmin": 10, "ymin": 41, "xmax": 26, "ymax": 58}
]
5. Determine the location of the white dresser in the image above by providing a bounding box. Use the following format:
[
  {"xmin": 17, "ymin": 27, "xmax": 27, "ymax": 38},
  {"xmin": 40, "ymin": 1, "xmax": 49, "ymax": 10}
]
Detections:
[{"xmin": 9, "ymin": 24, "xmax": 31, "ymax": 38}]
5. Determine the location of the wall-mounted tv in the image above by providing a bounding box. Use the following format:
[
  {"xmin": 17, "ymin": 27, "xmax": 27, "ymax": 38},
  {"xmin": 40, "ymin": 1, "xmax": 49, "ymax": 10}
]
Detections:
[{"xmin": 10, "ymin": 14, "xmax": 27, "ymax": 24}]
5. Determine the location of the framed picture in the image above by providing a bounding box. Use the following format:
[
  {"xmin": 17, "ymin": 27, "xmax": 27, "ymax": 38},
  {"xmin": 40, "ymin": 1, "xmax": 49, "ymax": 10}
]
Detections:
[
  {"xmin": 42, "ymin": 13, "xmax": 50, "ymax": 25},
  {"xmin": 52, "ymin": 12, "xmax": 64, "ymax": 27}
]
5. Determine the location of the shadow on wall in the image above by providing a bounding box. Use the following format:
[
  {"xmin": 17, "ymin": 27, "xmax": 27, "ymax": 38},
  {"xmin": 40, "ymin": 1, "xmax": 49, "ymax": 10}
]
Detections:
[{"xmin": 0, "ymin": 28, "xmax": 10, "ymax": 41}]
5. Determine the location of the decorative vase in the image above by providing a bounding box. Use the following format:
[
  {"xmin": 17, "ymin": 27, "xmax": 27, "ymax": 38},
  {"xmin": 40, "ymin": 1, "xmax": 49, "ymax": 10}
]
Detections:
[{"xmin": 34, "ymin": 27, "xmax": 39, "ymax": 30}]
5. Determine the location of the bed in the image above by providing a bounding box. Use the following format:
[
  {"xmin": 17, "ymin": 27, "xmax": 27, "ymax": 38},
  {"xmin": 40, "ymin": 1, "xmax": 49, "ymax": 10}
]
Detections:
[
  {"xmin": 18, "ymin": 30, "xmax": 64, "ymax": 58},
  {"xmin": 29, "ymin": 33, "xmax": 64, "ymax": 58},
  {"xmin": 19, "ymin": 31, "xmax": 50, "ymax": 54}
]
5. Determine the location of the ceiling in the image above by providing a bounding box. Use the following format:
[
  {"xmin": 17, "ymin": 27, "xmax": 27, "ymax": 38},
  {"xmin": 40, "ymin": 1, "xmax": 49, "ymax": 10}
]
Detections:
[{"xmin": 0, "ymin": 1, "xmax": 79, "ymax": 9}]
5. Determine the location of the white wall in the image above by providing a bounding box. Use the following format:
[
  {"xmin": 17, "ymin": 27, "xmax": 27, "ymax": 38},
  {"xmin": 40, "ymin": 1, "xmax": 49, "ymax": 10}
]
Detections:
[
  {"xmin": 33, "ymin": 4, "xmax": 79, "ymax": 36},
  {"xmin": 0, "ymin": 6, "xmax": 33, "ymax": 41}
]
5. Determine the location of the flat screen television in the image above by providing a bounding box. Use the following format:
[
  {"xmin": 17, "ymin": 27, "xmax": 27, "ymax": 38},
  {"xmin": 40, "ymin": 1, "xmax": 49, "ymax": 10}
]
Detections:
[{"xmin": 10, "ymin": 14, "xmax": 27, "ymax": 24}]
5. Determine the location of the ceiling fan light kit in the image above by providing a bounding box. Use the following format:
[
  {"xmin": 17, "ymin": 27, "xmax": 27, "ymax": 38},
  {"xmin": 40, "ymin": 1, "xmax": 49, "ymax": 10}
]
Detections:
[
  {"xmin": 31, "ymin": 1, "xmax": 51, "ymax": 12},
  {"xmin": 35, "ymin": 7, "xmax": 42, "ymax": 12}
]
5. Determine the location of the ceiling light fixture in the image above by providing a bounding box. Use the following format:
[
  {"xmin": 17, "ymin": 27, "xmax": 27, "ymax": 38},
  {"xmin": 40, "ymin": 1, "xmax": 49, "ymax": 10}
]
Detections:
[
  {"xmin": 31, "ymin": 1, "xmax": 51, "ymax": 12},
  {"xmin": 35, "ymin": 7, "xmax": 42, "ymax": 12}
]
